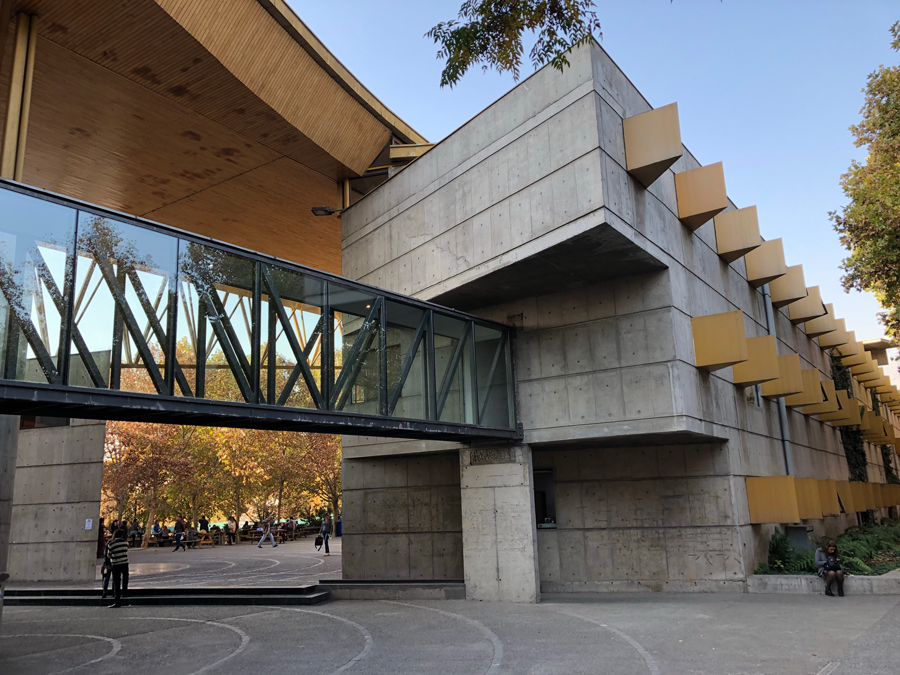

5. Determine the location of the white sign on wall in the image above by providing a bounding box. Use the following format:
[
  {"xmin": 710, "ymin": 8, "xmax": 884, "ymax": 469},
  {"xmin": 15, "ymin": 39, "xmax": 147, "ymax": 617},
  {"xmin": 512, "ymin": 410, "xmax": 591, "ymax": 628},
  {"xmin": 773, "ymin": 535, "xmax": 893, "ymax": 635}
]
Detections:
[{"xmin": 85, "ymin": 518, "xmax": 93, "ymax": 530}]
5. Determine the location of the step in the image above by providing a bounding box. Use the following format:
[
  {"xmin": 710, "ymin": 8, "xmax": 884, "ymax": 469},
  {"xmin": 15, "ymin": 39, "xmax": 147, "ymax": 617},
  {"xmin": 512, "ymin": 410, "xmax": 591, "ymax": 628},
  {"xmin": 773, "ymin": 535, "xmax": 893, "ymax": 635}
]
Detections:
[
  {"xmin": 4, "ymin": 585, "xmax": 320, "ymax": 598},
  {"xmin": 747, "ymin": 574, "xmax": 900, "ymax": 594},
  {"xmin": 4, "ymin": 591, "xmax": 331, "ymax": 607}
]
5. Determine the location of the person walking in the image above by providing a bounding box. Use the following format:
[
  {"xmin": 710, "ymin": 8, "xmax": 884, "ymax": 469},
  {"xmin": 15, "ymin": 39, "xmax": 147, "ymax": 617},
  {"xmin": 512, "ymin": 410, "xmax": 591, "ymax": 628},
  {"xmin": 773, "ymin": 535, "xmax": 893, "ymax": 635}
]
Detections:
[
  {"xmin": 106, "ymin": 528, "xmax": 129, "ymax": 608},
  {"xmin": 226, "ymin": 516, "xmax": 237, "ymax": 545},
  {"xmin": 321, "ymin": 514, "xmax": 331, "ymax": 556},
  {"xmin": 173, "ymin": 516, "xmax": 186, "ymax": 552},
  {"xmin": 257, "ymin": 517, "xmax": 277, "ymax": 549}
]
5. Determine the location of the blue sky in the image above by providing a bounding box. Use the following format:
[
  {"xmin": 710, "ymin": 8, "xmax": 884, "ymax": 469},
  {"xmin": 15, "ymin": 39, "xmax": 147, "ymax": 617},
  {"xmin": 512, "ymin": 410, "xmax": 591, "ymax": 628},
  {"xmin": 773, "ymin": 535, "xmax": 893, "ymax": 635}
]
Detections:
[{"xmin": 292, "ymin": 0, "xmax": 898, "ymax": 352}]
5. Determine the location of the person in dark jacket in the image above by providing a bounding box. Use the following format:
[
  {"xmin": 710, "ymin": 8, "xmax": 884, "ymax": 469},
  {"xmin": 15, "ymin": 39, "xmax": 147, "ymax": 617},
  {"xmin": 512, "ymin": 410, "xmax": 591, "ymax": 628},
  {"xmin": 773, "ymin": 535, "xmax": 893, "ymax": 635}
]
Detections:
[
  {"xmin": 321, "ymin": 515, "xmax": 331, "ymax": 556},
  {"xmin": 198, "ymin": 516, "xmax": 210, "ymax": 532},
  {"xmin": 816, "ymin": 541, "xmax": 845, "ymax": 597},
  {"xmin": 173, "ymin": 516, "xmax": 187, "ymax": 552},
  {"xmin": 106, "ymin": 529, "xmax": 129, "ymax": 608}
]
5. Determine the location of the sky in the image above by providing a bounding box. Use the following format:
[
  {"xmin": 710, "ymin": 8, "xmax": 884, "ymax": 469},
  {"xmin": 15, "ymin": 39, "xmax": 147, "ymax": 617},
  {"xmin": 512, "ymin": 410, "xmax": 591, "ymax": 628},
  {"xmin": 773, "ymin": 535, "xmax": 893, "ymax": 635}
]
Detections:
[{"xmin": 290, "ymin": 0, "xmax": 898, "ymax": 365}]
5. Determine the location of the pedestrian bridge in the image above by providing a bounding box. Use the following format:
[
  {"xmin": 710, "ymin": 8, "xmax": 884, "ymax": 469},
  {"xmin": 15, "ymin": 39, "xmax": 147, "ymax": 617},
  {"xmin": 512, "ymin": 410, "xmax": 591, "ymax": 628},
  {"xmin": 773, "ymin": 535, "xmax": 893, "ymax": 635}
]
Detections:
[{"xmin": 0, "ymin": 179, "xmax": 518, "ymax": 442}]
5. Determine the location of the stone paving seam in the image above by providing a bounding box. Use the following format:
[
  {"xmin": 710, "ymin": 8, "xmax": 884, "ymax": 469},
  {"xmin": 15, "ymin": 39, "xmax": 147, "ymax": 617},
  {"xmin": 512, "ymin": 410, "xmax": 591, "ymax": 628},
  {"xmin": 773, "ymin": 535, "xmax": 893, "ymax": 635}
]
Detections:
[
  {"xmin": 382, "ymin": 601, "xmax": 503, "ymax": 675},
  {"xmin": 554, "ymin": 610, "xmax": 660, "ymax": 675}
]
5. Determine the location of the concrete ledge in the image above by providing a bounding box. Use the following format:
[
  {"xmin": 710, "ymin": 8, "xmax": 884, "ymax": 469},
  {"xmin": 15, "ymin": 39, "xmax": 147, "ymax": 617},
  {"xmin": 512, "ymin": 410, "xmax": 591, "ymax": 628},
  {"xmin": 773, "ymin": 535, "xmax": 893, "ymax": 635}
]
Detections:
[
  {"xmin": 542, "ymin": 579, "xmax": 746, "ymax": 594},
  {"xmin": 317, "ymin": 582, "xmax": 466, "ymax": 601},
  {"xmin": 747, "ymin": 574, "xmax": 900, "ymax": 595}
]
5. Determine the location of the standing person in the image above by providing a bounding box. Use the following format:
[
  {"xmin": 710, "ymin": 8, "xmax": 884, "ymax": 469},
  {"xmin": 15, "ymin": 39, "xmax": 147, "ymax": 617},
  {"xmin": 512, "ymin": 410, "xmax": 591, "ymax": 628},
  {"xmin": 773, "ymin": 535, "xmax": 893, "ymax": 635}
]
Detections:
[
  {"xmin": 106, "ymin": 529, "xmax": 129, "ymax": 608},
  {"xmin": 100, "ymin": 547, "xmax": 112, "ymax": 599},
  {"xmin": 257, "ymin": 517, "xmax": 277, "ymax": 549},
  {"xmin": 817, "ymin": 541, "xmax": 845, "ymax": 597},
  {"xmin": 226, "ymin": 516, "xmax": 237, "ymax": 545},
  {"xmin": 173, "ymin": 516, "xmax": 186, "ymax": 552},
  {"xmin": 97, "ymin": 517, "xmax": 107, "ymax": 559},
  {"xmin": 320, "ymin": 514, "xmax": 331, "ymax": 556},
  {"xmin": 198, "ymin": 516, "xmax": 210, "ymax": 532}
]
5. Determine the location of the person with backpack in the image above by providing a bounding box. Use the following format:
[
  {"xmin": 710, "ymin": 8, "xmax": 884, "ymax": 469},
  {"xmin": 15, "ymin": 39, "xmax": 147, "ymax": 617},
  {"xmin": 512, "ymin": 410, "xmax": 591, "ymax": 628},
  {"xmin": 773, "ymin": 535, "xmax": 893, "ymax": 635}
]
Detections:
[
  {"xmin": 320, "ymin": 514, "xmax": 331, "ymax": 556},
  {"xmin": 257, "ymin": 517, "xmax": 277, "ymax": 549},
  {"xmin": 173, "ymin": 516, "xmax": 186, "ymax": 552},
  {"xmin": 106, "ymin": 528, "xmax": 129, "ymax": 608},
  {"xmin": 817, "ymin": 541, "xmax": 845, "ymax": 597}
]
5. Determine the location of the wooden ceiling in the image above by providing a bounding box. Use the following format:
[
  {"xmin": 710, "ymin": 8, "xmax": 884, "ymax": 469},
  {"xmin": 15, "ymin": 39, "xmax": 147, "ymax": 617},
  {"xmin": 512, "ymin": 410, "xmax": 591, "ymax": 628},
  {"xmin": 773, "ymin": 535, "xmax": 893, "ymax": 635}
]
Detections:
[{"xmin": 0, "ymin": 0, "xmax": 421, "ymax": 273}]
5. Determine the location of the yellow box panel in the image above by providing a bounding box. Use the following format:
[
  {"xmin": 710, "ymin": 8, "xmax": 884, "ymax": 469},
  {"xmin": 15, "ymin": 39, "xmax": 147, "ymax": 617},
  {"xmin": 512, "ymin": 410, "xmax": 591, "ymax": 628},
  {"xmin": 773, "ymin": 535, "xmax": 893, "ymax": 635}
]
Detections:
[
  {"xmin": 784, "ymin": 369, "xmax": 826, "ymax": 408},
  {"xmin": 803, "ymin": 379, "xmax": 838, "ymax": 415},
  {"xmin": 744, "ymin": 238, "xmax": 787, "ymax": 288},
  {"xmin": 805, "ymin": 303, "xmax": 837, "ymax": 339},
  {"xmin": 691, "ymin": 310, "xmax": 748, "ymax": 371},
  {"xmin": 714, "ymin": 206, "xmax": 761, "ymax": 263},
  {"xmin": 732, "ymin": 335, "xmax": 780, "ymax": 386},
  {"xmin": 623, "ymin": 102, "xmax": 683, "ymax": 188},
  {"xmin": 794, "ymin": 477, "xmax": 823, "ymax": 520},
  {"xmin": 850, "ymin": 354, "xmax": 875, "ymax": 376},
  {"xmin": 834, "ymin": 334, "xmax": 859, "ymax": 358},
  {"xmin": 817, "ymin": 479, "xmax": 841, "ymax": 516},
  {"xmin": 866, "ymin": 483, "xmax": 877, "ymax": 511},
  {"xmin": 746, "ymin": 475, "xmax": 801, "ymax": 524},
  {"xmin": 768, "ymin": 265, "xmax": 807, "ymax": 309},
  {"xmin": 788, "ymin": 286, "xmax": 826, "ymax": 324},
  {"xmin": 760, "ymin": 354, "xmax": 803, "ymax": 399},
  {"xmin": 818, "ymin": 319, "xmax": 849, "ymax": 349},
  {"xmin": 826, "ymin": 392, "xmax": 862, "ymax": 427},
  {"xmin": 850, "ymin": 482, "xmax": 871, "ymax": 512},
  {"xmin": 675, "ymin": 162, "xmax": 729, "ymax": 231},
  {"xmin": 836, "ymin": 480, "xmax": 856, "ymax": 513}
]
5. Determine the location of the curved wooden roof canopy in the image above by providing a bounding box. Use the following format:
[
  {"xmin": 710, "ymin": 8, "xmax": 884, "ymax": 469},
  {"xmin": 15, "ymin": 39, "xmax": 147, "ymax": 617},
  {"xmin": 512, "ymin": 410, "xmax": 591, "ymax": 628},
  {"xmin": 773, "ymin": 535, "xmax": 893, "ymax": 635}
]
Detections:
[{"xmin": 0, "ymin": 0, "xmax": 424, "ymax": 273}]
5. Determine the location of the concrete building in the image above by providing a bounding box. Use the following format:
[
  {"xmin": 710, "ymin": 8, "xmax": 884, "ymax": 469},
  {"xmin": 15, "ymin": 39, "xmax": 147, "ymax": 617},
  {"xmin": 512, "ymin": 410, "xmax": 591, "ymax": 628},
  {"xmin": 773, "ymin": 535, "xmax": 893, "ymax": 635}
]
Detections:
[
  {"xmin": 340, "ymin": 43, "xmax": 900, "ymax": 600},
  {"xmin": 1, "ymin": 1, "xmax": 899, "ymax": 606}
]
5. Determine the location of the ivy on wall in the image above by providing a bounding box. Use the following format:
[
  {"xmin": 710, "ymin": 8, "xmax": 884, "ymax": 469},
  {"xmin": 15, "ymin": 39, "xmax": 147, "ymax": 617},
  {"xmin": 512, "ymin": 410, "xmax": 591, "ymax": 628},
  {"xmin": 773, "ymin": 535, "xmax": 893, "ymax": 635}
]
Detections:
[{"xmin": 830, "ymin": 351, "xmax": 869, "ymax": 482}]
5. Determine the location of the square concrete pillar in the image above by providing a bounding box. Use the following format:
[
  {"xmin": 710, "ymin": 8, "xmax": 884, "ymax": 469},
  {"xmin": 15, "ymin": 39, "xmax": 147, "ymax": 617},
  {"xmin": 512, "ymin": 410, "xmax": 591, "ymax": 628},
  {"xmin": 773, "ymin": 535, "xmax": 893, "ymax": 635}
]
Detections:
[
  {"xmin": 0, "ymin": 415, "xmax": 19, "ymax": 627},
  {"xmin": 459, "ymin": 445, "xmax": 540, "ymax": 603},
  {"xmin": 623, "ymin": 102, "xmax": 683, "ymax": 188},
  {"xmin": 674, "ymin": 162, "xmax": 728, "ymax": 231},
  {"xmin": 713, "ymin": 206, "xmax": 761, "ymax": 262},
  {"xmin": 744, "ymin": 238, "xmax": 787, "ymax": 287},
  {"xmin": 768, "ymin": 265, "xmax": 807, "ymax": 308}
]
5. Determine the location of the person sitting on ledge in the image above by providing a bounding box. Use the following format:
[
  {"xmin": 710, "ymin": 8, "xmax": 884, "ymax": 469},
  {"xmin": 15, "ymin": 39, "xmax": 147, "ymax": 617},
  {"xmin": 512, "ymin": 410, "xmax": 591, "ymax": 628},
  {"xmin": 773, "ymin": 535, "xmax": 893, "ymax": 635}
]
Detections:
[{"xmin": 816, "ymin": 541, "xmax": 845, "ymax": 597}]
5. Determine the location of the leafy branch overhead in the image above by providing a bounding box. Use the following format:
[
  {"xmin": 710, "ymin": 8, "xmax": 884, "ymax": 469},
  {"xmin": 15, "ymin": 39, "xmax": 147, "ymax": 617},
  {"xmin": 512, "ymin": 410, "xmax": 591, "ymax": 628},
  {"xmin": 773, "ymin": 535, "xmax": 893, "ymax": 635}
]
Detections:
[
  {"xmin": 831, "ymin": 21, "xmax": 900, "ymax": 344},
  {"xmin": 427, "ymin": 0, "xmax": 602, "ymax": 87}
]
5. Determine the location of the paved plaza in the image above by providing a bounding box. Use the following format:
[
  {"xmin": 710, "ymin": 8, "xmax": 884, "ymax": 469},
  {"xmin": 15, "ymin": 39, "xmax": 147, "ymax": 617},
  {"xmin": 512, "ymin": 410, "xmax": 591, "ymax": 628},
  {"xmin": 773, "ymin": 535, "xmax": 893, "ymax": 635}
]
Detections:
[{"xmin": 2, "ymin": 538, "xmax": 900, "ymax": 675}]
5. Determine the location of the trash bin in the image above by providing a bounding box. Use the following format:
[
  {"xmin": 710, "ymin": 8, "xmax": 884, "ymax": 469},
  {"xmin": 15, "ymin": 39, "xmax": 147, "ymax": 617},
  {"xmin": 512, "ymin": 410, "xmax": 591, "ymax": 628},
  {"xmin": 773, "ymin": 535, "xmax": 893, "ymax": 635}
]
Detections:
[{"xmin": 336, "ymin": 518, "xmax": 342, "ymax": 537}]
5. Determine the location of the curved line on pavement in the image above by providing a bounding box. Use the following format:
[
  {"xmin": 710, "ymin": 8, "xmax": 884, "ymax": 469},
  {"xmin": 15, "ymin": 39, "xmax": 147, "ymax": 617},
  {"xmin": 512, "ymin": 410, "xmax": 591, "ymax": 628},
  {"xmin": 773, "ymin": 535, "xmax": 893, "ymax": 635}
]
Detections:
[
  {"xmin": 125, "ymin": 617, "xmax": 250, "ymax": 675},
  {"xmin": 265, "ymin": 606, "xmax": 373, "ymax": 674},
  {"xmin": 556, "ymin": 610, "xmax": 660, "ymax": 675},
  {"xmin": 383, "ymin": 600, "xmax": 503, "ymax": 675},
  {"xmin": 2, "ymin": 632, "xmax": 122, "ymax": 674}
]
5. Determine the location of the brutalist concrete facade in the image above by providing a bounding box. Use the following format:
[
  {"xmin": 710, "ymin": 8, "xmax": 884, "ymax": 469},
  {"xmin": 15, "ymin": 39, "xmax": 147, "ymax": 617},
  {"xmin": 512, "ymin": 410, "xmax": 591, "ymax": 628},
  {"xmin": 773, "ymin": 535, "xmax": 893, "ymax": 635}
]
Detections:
[{"xmin": 340, "ymin": 43, "xmax": 896, "ymax": 598}]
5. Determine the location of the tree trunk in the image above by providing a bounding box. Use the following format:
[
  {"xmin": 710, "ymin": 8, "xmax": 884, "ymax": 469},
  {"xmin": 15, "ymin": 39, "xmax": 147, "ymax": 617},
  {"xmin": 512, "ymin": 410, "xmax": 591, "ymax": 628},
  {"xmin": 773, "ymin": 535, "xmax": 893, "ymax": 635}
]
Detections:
[
  {"xmin": 141, "ymin": 487, "xmax": 156, "ymax": 549},
  {"xmin": 234, "ymin": 483, "xmax": 242, "ymax": 542},
  {"xmin": 330, "ymin": 499, "xmax": 340, "ymax": 536},
  {"xmin": 277, "ymin": 479, "xmax": 284, "ymax": 522},
  {"xmin": 190, "ymin": 493, "xmax": 198, "ymax": 529}
]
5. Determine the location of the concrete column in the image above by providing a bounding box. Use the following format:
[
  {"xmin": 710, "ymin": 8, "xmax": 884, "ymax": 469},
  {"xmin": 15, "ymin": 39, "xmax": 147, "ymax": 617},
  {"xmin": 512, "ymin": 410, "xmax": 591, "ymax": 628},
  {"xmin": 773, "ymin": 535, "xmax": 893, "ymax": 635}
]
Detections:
[
  {"xmin": 459, "ymin": 444, "xmax": 540, "ymax": 602},
  {"xmin": 9, "ymin": 420, "xmax": 105, "ymax": 582},
  {"xmin": 0, "ymin": 415, "xmax": 20, "ymax": 626}
]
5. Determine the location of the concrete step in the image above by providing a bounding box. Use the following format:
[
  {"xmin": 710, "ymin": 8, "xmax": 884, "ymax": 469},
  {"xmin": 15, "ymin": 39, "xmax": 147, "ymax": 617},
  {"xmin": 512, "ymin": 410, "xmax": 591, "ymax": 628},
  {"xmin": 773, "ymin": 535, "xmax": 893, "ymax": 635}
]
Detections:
[
  {"xmin": 3, "ymin": 586, "xmax": 331, "ymax": 606},
  {"xmin": 4, "ymin": 585, "xmax": 320, "ymax": 597},
  {"xmin": 317, "ymin": 580, "xmax": 466, "ymax": 600},
  {"xmin": 747, "ymin": 574, "xmax": 900, "ymax": 595}
]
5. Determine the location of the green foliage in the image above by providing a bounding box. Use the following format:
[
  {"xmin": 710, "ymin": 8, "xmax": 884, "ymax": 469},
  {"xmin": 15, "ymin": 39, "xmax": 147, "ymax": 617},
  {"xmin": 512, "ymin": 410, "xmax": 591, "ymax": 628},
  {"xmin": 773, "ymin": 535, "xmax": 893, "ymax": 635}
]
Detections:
[
  {"xmin": 426, "ymin": 0, "xmax": 602, "ymax": 87},
  {"xmin": 830, "ymin": 21, "xmax": 900, "ymax": 342},
  {"xmin": 841, "ymin": 557, "xmax": 873, "ymax": 575},
  {"xmin": 830, "ymin": 351, "xmax": 869, "ymax": 483}
]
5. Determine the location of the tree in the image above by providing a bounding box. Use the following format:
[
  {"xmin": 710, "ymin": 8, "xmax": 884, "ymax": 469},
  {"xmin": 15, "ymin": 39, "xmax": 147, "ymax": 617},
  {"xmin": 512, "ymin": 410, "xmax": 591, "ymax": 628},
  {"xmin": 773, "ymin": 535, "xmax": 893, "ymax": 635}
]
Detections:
[
  {"xmin": 427, "ymin": 0, "xmax": 601, "ymax": 87},
  {"xmin": 831, "ymin": 22, "xmax": 900, "ymax": 344},
  {"xmin": 297, "ymin": 433, "xmax": 342, "ymax": 535}
]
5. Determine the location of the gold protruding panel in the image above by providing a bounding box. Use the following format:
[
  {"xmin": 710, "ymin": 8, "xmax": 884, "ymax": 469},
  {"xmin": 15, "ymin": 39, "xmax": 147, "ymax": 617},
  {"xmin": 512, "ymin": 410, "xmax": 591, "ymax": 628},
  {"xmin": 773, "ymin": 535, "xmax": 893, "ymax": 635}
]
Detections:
[
  {"xmin": 744, "ymin": 239, "xmax": 787, "ymax": 287},
  {"xmin": 836, "ymin": 480, "xmax": 856, "ymax": 513},
  {"xmin": 746, "ymin": 475, "xmax": 800, "ymax": 524},
  {"xmin": 623, "ymin": 103, "xmax": 683, "ymax": 188},
  {"xmin": 795, "ymin": 477, "xmax": 823, "ymax": 520},
  {"xmin": 713, "ymin": 206, "xmax": 761, "ymax": 263},
  {"xmin": 818, "ymin": 319, "xmax": 849, "ymax": 349},
  {"xmin": 674, "ymin": 162, "xmax": 728, "ymax": 231},
  {"xmin": 768, "ymin": 265, "xmax": 807, "ymax": 308},
  {"xmin": 805, "ymin": 303, "xmax": 837, "ymax": 338},
  {"xmin": 827, "ymin": 391, "xmax": 862, "ymax": 427},
  {"xmin": 788, "ymin": 286, "xmax": 826, "ymax": 324},
  {"xmin": 760, "ymin": 353, "xmax": 803, "ymax": 399},
  {"xmin": 731, "ymin": 335, "xmax": 780, "ymax": 386},
  {"xmin": 802, "ymin": 379, "xmax": 838, "ymax": 415},
  {"xmin": 691, "ymin": 310, "xmax": 748, "ymax": 371},
  {"xmin": 851, "ymin": 482, "xmax": 872, "ymax": 512},
  {"xmin": 834, "ymin": 334, "xmax": 859, "ymax": 358},
  {"xmin": 784, "ymin": 369, "xmax": 826, "ymax": 408},
  {"xmin": 817, "ymin": 479, "xmax": 841, "ymax": 516},
  {"xmin": 850, "ymin": 354, "xmax": 876, "ymax": 376}
]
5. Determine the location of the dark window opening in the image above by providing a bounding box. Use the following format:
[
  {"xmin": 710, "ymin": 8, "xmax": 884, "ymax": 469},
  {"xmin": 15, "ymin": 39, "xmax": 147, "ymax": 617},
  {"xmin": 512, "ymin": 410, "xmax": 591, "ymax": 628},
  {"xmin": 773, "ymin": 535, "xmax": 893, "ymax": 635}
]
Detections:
[
  {"xmin": 19, "ymin": 415, "xmax": 70, "ymax": 430},
  {"xmin": 534, "ymin": 469, "xmax": 557, "ymax": 528}
]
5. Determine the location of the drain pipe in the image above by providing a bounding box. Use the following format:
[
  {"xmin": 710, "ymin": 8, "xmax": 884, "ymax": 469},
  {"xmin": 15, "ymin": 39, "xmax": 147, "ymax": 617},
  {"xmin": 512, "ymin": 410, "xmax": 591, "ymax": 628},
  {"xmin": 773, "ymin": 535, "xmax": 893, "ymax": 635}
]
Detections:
[{"xmin": 763, "ymin": 284, "xmax": 794, "ymax": 476}]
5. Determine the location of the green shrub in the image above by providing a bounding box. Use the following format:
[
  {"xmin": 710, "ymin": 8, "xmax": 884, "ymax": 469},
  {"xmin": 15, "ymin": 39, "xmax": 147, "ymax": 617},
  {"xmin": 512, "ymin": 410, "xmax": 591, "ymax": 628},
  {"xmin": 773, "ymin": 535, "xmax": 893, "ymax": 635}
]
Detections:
[{"xmin": 841, "ymin": 557, "xmax": 872, "ymax": 575}]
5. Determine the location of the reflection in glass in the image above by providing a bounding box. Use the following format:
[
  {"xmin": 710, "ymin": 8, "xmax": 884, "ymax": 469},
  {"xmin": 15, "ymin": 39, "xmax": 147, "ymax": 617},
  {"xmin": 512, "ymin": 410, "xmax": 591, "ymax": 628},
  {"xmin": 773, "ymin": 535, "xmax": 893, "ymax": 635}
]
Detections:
[
  {"xmin": 474, "ymin": 325, "xmax": 512, "ymax": 428},
  {"xmin": 433, "ymin": 314, "xmax": 473, "ymax": 424},
  {"xmin": 179, "ymin": 242, "xmax": 255, "ymax": 402},
  {"xmin": 0, "ymin": 190, "xmax": 77, "ymax": 385},
  {"xmin": 74, "ymin": 213, "xmax": 178, "ymax": 394},
  {"xmin": 385, "ymin": 300, "xmax": 427, "ymax": 420},
  {"xmin": 330, "ymin": 283, "xmax": 380, "ymax": 414}
]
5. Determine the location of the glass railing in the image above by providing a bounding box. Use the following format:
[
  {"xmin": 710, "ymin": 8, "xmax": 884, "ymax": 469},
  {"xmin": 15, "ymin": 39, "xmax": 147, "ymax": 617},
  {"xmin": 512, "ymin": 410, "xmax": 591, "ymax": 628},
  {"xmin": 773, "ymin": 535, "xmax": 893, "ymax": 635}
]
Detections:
[{"xmin": 0, "ymin": 179, "xmax": 516, "ymax": 432}]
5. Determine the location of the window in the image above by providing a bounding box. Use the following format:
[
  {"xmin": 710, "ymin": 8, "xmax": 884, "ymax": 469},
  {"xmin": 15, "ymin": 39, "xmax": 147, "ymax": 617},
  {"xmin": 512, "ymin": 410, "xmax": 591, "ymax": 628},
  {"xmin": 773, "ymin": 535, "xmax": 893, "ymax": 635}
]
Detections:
[
  {"xmin": 533, "ymin": 469, "xmax": 557, "ymax": 528},
  {"xmin": 19, "ymin": 416, "xmax": 70, "ymax": 430}
]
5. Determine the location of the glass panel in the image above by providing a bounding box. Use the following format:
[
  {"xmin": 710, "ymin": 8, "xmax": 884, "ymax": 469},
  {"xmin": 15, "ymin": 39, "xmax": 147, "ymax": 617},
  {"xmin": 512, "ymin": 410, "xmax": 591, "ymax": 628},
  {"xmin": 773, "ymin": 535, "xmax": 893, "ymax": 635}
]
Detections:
[
  {"xmin": 0, "ymin": 190, "xmax": 76, "ymax": 385},
  {"xmin": 330, "ymin": 282, "xmax": 380, "ymax": 413},
  {"xmin": 179, "ymin": 241, "xmax": 255, "ymax": 402},
  {"xmin": 474, "ymin": 325, "xmax": 512, "ymax": 428},
  {"xmin": 259, "ymin": 264, "xmax": 325, "ymax": 408},
  {"xmin": 385, "ymin": 300, "xmax": 427, "ymax": 420},
  {"xmin": 433, "ymin": 315, "xmax": 473, "ymax": 424},
  {"xmin": 75, "ymin": 212, "xmax": 177, "ymax": 393}
]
